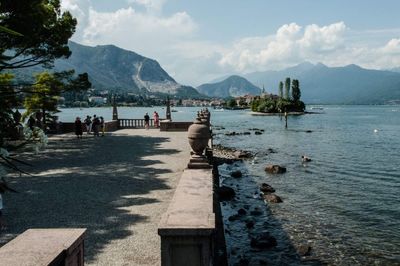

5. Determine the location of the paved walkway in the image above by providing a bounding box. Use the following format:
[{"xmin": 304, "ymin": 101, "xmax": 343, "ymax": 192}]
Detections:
[{"xmin": 0, "ymin": 129, "xmax": 190, "ymax": 265}]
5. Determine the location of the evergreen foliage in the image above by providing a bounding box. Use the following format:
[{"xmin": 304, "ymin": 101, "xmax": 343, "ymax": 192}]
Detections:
[
  {"xmin": 284, "ymin": 77, "xmax": 291, "ymax": 100},
  {"xmin": 251, "ymin": 78, "xmax": 305, "ymax": 113}
]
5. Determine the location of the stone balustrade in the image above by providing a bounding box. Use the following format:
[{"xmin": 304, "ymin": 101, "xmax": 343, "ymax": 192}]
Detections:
[
  {"xmin": 158, "ymin": 108, "xmax": 219, "ymax": 266},
  {"xmin": 158, "ymin": 168, "xmax": 215, "ymax": 266},
  {"xmin": 0, "ymin": 228, "xmax": 86, "ymax": 266}
]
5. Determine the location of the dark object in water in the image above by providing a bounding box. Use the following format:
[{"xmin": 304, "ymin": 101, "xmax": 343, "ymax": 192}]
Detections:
[
  {"xmin": 263, "ymin": 193, "xmax": 283, "ymax": 203},
  {"xmin": 230, "ymin": 170, "xmax": 243, "ymax": 178},
  {"xmin": 265, "ymin": 164, "xmax": 286, "ymax": 174},
  {"xmin": 216, "ymin": 186, "xmax": 236, "ymax": 201},
  {"xmin": 302, "ymin": 155, "xmax": 312, "ymax": 162},
  {"xmin": 259, "ymin": 183, "xmax": 275, "ymax": 193},
  {"xmin": 250, "ymin": 232, "xmax": 277, "ymax": 249}
]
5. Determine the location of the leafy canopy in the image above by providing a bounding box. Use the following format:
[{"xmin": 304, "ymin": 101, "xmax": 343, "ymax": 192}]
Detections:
[{"xmin": 0, "ymin": 0, "xmax": 77, "ymax": 70}]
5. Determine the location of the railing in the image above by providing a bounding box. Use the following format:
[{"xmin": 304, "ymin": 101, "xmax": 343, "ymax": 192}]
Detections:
[{"xmin": 118, "ymin": 119, "xmax": 155, "ymax": 129}]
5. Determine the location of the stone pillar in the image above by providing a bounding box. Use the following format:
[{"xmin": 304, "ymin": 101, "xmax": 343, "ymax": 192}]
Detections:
[
  {"xmin": 112, "ymin": 94, "xmax": 118, "ymax": 121},
  {"xmin": 166, "ymin": 96, "xmax": 171, "ymax": 120}
]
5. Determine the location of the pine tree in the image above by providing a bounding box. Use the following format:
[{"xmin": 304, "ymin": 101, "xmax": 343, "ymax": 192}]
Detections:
[{"xmin": 285, "ymin": 77, "xmax": 291, "ymax": 100}]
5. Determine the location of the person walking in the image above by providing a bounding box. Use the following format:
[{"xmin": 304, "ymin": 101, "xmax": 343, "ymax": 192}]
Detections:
[
  {"xmin": 74, "ymin": 117, "xmax": 83, "ymax": 139},
  {"xmin": 144, "ymin": 113, "xmax": 150, "ymax": 130},
  {"xmin": 84, "ymin": 115, "xmax": 92, "ymax": 134}
]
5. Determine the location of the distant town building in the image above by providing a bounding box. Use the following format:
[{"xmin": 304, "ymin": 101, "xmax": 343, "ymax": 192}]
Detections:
[{"xmin": 88, "ymin": 96, "xmax": 107, "ymax": 105}]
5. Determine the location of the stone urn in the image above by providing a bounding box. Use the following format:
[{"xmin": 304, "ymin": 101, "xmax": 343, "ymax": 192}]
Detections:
[{"xmin": 188, "ymin": 117, "xmax": 210, "ymax": 156}]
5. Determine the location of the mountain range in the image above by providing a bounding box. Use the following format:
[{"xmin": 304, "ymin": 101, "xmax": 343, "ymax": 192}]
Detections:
[
  {"xmin": 11, "ymin": 41, "xmax": 202, "ymax": 98},
  {"xmin": 243, "ymin": 62, "xmax": 400, "ymax": 104},
  {"xmin": 197, "ymin": 75, "xmax": 261, "ymax": 98}
]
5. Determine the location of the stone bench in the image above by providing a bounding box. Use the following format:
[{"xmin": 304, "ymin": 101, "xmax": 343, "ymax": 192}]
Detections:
[
  {"xmin": 0, "ymin": 228, "xmax": 86, "ymax": 266},
  {"xmin": 158, "ymin": 168, "xmax": 215, "ymax": 266}
]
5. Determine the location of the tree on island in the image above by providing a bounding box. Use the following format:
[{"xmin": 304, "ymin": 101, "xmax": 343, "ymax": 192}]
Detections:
[
  {"xmin": 251, "ymin": 78, "xmax": 305, "ymax": 113},
  {"xmin": 291, "ymin": 79, "xmax": 301, "ymax": 102},
  {"xmin": 284, "ymin": 77, "xmax": 291, "ymax": 100},
  {"xmin": 278, "ymin": 81, "xmax": 283, "ymax": 98}
]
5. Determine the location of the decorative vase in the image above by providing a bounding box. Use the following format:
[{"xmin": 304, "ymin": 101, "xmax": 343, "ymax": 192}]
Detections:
[{"xmin": 188, "ymin": 117, "xmax": 210, "ymax": 156}]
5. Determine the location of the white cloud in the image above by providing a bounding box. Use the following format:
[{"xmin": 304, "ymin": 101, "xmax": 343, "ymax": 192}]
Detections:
[
  {"xmin": 219, "ymin": 22, "xmax": 349, "ymax": 72},
  {"xmin": 127, "ymin": 0, "xmax": 166, "ymax": 14}
]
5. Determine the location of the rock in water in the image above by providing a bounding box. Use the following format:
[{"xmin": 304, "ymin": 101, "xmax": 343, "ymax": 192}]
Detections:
[
  {"xmin": 259, "ymin": 183, "xmax": 275, "ymax": 193},
  {"xmin": 297, "ymin": 245, "xmax": 312, "ymax": 256},
  {"xmin": 230, "ymin": 170, "xmax": 243, "ymax": 178},
  {"xmin": 263, "ymin": 193, "xmax": 283, "ymax": 203},
  {"xmin": 234, "ymin": 150, "xmax": 252, "ymax": 159},
  {"xmin": 250, "ymin": 232, "xmax": 277, "ymax": 249},
  {"xmin": 216, "ymin": 186, "xmax": 235, "ymax": 201},
  {"xmin": 265, "ymin": 164, "xmax": 286, "ymax": 174}
]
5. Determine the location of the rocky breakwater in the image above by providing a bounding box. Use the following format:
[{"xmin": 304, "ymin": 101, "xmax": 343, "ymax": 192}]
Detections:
[{"xmin": 214, "ymin": 143, "xmax": 301, "ymax": 265}]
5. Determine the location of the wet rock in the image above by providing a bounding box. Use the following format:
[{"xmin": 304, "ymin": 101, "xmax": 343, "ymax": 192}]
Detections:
[
  {"xmin": 238, "ymin": 258, "xmax": 250, "ymax": 266},
  {"xmin": 245, "ymin": 219, "xmax": 255, "ymax": 229},
  {"xmin": 260, "ymin": 183, "xmax": 275, "ymax": 193},
  {"xmin": 238, "ymin": 208, "xmax": 247, "ymax": 215},
  {"xmin": 234, "ymin": 150, "xmax": 252, "ymax": 159},
  {"xmin": 267, "ymin": 148, "xmax": 276, "ymax": 154},
  {"xmin": 305, "ymin": 130, "xmax": 312, "ymax": 133},
  {"xmin": 297, "ymin": 245, "xmax": 312, "ymax": 256},
  {"xmin": 216, "ymin": 186, "xmax": 235, "ymax": 201},
  {"xmin": 263, "ymin": 193, "xmax": 283, "ymax": 203},
  {"xmin": 265, "ymin": 164, "xmax": 286, "ymax": 174},
  {"xmin": 254, "ymin": 131, "xmax": 263, "ymax": 135},
  {"xmin": 250, "ymin": 208, "xmax": 263, "ymax": 216},
  {"xmin": 259, "ymin": 259, "xmax": 268, "ymax": 265},
  {"xmin": 250, "ymin": 232, "xmax": 277, "ymax": 249},
  {"xmin": 225, "ymin": 131, "xmax": 236, "ymax": 136},
  {"xmin": 231, "ymin": 170, "xmax": 243, "ymax": 178},
  {"xmin": 228, "ymin": 214, "xmax": 240, "ymax": 222},
  {"xmin": 243, "ymin": 132, "xmax": 251, "ymax": 135}
]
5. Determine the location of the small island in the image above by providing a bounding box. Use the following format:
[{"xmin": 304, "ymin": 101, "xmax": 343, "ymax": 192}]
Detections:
[{"xmin": 250, "ymin": 78, "xmax": 305, "ymax": 114}]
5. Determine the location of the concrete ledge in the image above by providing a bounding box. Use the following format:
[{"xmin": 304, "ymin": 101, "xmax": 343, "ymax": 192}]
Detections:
[
  {"xmin": 158, "ymin": 168, "xmax": 215, "ymax": 266},
  {"xmin": 0, "ymin": 228, "xmax": 86, "ymax": 266},
  {"xmin": 160, "ymin": 121, "xmax": 192, "ymax": 132}
]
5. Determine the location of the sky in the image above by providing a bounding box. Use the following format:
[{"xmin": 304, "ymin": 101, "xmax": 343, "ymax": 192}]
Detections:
[{"xmin": 61, "ymin": 0, "xmax": 400, "ymax": 86}]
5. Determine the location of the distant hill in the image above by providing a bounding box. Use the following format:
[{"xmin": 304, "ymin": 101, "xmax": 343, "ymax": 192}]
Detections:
[
  {"xmin": 244, "ymin": 62, "xmax": 400, "ymax": 104},
  {"xmin": 197, "ymin": 75, "xmax": 261, "ymax": 98},
  {"xmin": 11, "ymin": 41, "xmax": 202, "ymax": 98}
]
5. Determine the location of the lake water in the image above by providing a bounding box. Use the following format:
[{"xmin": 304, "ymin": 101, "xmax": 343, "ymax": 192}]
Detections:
[{"xmin": 56, "ymin": 106, "xmax": 400, "ymax": 265}]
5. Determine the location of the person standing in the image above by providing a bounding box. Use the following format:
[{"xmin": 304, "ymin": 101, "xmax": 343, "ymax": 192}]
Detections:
[
  {"xmin": 100, "ymin": 116, "xmax": 105, "ymax": 136},
  {"xmin": 144, "ymin": 113, "xmax": 150, "ymax": 130},
  {"xmin": 153, "ymin": 111, "xmax": 159, "ymax": 128},
  {"xmin": 74, "ymin": 117, "xmax": 83, "ymax": 139},
  {"xmin": 84, "ymin": 115, "xmax": 92, "ymax": 134},
  {"xmin": 92, "ymin": 115, "xmax": 100, "ymax": 136}
]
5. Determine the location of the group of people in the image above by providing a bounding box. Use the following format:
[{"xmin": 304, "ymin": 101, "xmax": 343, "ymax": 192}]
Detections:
[
  {"xmin": 144, "ymin": 111, "xmax": 160, "ymax": 130},
  {"xmin": 75, "ymin": 115, "xmax": 105, "ymax": 138}
]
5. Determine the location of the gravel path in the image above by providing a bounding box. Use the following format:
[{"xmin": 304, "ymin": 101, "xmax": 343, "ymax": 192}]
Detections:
[{"xmin": 0, "ymin": 129, "xmax": 190, "ymax": 265}]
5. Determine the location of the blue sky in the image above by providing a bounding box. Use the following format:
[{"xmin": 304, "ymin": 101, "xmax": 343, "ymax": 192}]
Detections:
[{"xmin": 61, "ymin": 0, "xmax": 400, "ymax": 86}]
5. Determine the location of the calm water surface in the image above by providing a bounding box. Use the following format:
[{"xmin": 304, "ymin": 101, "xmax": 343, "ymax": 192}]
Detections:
[
  {"xmin": 212, "ymin": 106, "xmax": 400, "ymax": 265},
  {"xmin": 57, "ymin": 106, "xmax": 400, "ymax": 265}
]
